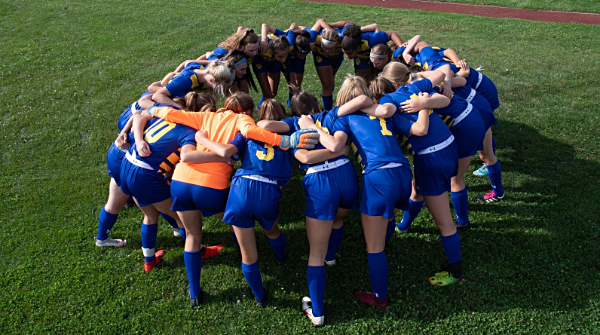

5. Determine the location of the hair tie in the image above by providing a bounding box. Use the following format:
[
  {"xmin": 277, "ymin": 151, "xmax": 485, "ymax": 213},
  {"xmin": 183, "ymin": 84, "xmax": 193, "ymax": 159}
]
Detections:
[{"xmin": 370, "ymin": 53, "xmax": 387, "ymax": 59}]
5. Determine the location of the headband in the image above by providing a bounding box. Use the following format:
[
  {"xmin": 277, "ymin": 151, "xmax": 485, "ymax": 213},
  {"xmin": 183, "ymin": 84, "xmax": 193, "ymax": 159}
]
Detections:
[
  {"xmin": 234, "ymin": 58, "xmax": 247, "ymax": 67},
  {"xmin": 321, "ymin": 38, "xmax": 337, "ymax": 48},
  {"xmin": 369, "ymin": 53, "xmax": 388, "ymax": 59},
  {"xmin": 296, "ymin": 46, "xmax": 310, "ymax": 54}
]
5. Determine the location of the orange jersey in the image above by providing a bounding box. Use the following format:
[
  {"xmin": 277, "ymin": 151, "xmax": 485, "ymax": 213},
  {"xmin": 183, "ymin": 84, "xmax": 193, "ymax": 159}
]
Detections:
[{"xmin": 153, "ymin": 107, "xmax": 283, "ymax": 189}]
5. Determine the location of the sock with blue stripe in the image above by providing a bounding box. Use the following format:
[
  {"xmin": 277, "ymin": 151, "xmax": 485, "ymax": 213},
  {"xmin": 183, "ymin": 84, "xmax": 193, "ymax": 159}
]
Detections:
[
  {"xmin": 97, "ymin": 208, "xmax": 118, "ymax": 241},
  {"xmin": 321, "ymin": 95, "xmax": 333, "ymax": 110},
  {"xmin": 325, "ymin": 225, "xmax": 345, "ymax": 262},
  {"xmin": 385, "ymin": 218, "xmax": 396, "ymax": 244},
  {"xmin": 307, "ymin": 265, "xmax": 326, "ymax": 317},
  {"xmin": 160, "ymin": 212, "xmax": 178, "ymax": 230},
  {"xmin": 451, "ymin": 188, "xmax": 469, "ymax": 225},
  {"xmin": 486, "ymin": 161, "xmax": 504, "ymax": 197},
  {"xmin": 242, "ymin": 261, "xmax": 265, "ymax": 301},
  {"xmin": 141, "ymin": 223, "xmax": 158, "ymax": 263},
  {"xmin": 397, "ymin": 199, "xmax": 424, "ymax": 231},
  {"xmin": 441, "ymin": 232, "xmax": 462, "ymax": 277},
  {"xmin": 367, "ymin": 251, "xmax": 388, "ymax": 300},
  {"xmin": 268, "ymin": 233, "xmax": 287, "ymax": 261},
  {"xmin": 184, "ymin": 251, "xmax": 202, "ymax": 299}
]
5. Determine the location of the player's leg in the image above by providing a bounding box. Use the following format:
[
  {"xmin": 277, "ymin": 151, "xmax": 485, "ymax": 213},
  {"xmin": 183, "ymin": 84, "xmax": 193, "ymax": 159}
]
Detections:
[
  {"xmin": 234, "ymin": 225, "xmax": 266, "ymax": 307},
  {"xmin": 303, "ymin": 217, "xmax": 333, "ymax": 326},
  {"xmin": 398, "ymin": 180, "xmax": 424, "ymax": 232},
  {"xmin": 354, "ymin": 213, "xmax": 389, "ymax": 307},
  {"xmin": 263, "ymin": 220, "xmax": 287, "ymax": 264},
  {"xmin": 179, "ymin": 209, "xmax": 204, "ymax": 306},
  {"xmin": 477, "ymin": 128, "xmax": 504, "ymax": 202},
  {"xmin": 96, "ymin": 178, "xmax": 129, "ymax": 247},
  {"xmin": 451, "ymin": 156, "xmax": 472, "ymax": 227},
  {"xmin": 424, "ymin": 194, "xmax": 464, "ymax": 286},
  {"xmin": 324, "ymin": 208, "xmax": 349, "ymax": 265},
  {"xmin": 315, "ymin": 65, "xmax": 334, "ymax": 110},
  {"xmin": 137, "ymin": 199, "xmax": 165, "ymax": 273}
]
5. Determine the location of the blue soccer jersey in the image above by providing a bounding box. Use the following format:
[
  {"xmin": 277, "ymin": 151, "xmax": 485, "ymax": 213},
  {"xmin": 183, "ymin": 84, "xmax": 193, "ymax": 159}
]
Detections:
[
  {"xmin": 127, "ymin": 117, "xmax": 196, "ymax": 175},
  {"xmin": 282, "ymin": 110, "xmax": 348, "ymax": 171},
  {"xmin": 378, "ymin": 79, "xmax": 454, "ymax": 154},
  {"xmin": 164, "ymin": 67, "xmax": 208, "ymax": 98},
  {"xmin": 331, "ymin": 107, "xmax": 413, "ymax": 174},
  {"xmin": 228, "ymin": 133, "xmax": 293, "ymax": 188},
  {"xmin": 356, "ymin": 31, "xmax": 389, "ymax": 60}
]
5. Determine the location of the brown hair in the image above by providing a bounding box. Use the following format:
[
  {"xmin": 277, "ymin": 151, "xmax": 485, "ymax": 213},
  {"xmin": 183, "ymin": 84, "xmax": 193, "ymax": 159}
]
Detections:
[
  {"xmin": 259, "ymin": 99, "xmax": 286, "ymax": 121},
  {"xmin": 173, "ymin": 92, "xmax": 217, "ymax": 112},
  {"xmin": 221, "ymin": 92, "xmax": 255, "ymax": 114},
  {"xmin": 219, "ymin": 27, "xmax": 259, "ymax": 51},
  {"xmin": 269, "ymin": 36, "xmax": 291, "ymax": 56},
  {"xmin": 371, "ymin": 43, "xmax": 392, "ymax": 62},
  {"xmin": 290, "ymin": 87, "xmax": 321, "ymax": 117},
  {"xmin": 336, "ymin": 74, "xmax": 370, "ymax": 106},
  {"xmin": 369, "ymin": 77, "xmax": 396, "ymax": 103},
  {"xmin": 341, "ymin": 24, "xmax": 362, "ymax": 51},
  {"xmin": 294, "ymin": 29, "xmax": 311, "ymax": 54}
]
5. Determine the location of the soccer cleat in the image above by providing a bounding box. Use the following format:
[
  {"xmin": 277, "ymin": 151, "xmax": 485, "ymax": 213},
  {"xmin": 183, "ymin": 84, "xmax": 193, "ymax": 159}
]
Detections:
[
  {"xmin": 187, "ymin": 287, "xmax": 202, "ymax": 307},
  {"xmin": 124, "ymin": 197, "xmax": 136, "ymax": 210},
  {"xmin": 428, "ymin": 271, "xmax": 464, "ymax": 286},
  {"xmin": 95, "ymin": 237, "xmax": 126, "ymax": 247},
  {"xmin": 395, "ymin": 226, "xmax": 409, "ymax": 233},
  {"xmin": 144, "ymin": 250, "xmax": 166, "ymax": 273},
  {"xmin": 454, "ymin": 219, "xmax": 471, "ymax": 230},
  {"xmin": 476, "ymin": 190, "xmax": 504, "ymax": 203},
  {"xmin": 200, "ymin": 244, "xmax": 223, "ymax": 260},
  {"xmin": 255, "ymin": 289, "xmax": 267, "ymax": 308},
  {"xmin": 472, "ymin": 163, "xmax": 488, "ymax": 176},
  {"xmin": 302, "ymin": 297, "xmax": 325, "ymax": 326},
  {"xmin": 324, "ymin": 259, "xmax": 336, "ymax": 267},
  {"xmin": 353, "ymin": 290, "xmax": 389, "ymax": 308},
  {"xmin": 275, "ymin": 248, "xmax": 289, "ymax": 266},
  {"xmin": 173, "ymin": 228, "xmax": 181, "ymax": 237}
]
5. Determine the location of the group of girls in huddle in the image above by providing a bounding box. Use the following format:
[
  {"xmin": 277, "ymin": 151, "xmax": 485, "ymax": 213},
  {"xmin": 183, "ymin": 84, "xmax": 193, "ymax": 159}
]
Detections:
[{"xmin": 93, "ymin": 18, "xmax": 504, "ymax": 327}]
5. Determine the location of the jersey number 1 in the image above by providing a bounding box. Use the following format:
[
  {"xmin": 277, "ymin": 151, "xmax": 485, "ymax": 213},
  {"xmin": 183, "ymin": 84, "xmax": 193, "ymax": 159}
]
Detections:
[{"xmin": 369, "ymin": 116, "xmax": 392, "ymax": 136}]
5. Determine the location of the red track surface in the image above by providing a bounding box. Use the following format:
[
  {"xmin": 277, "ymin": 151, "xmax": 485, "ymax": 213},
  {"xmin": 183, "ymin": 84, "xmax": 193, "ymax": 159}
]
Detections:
[{"xmin": 300, "ymin": 0, "xmax": 600, "ymax": 25}]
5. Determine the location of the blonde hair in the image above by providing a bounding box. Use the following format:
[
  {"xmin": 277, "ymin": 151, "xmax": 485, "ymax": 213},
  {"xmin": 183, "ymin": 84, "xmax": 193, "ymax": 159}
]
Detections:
[
  {"xmin": 335, "ymin": 74, "xmax": 370, "ymax": 106},
  {"xmin": 321, "ymin": 30, "xmax": 340, "ymax": 44},
  {"xmin": 370, "ymin": 43, "xmax": 392, "ymax": 62},
  {"xmin": 380, "ymin": 62, "xmax": 410, "ymax": 85},
  {"xmin": 259, "ymin": 99, "xmax": 286, "ymax": 121},
  {"xmin": 205, "ymin": 62, "xmax": 233, "ymax": 97},
  {"xmin": 220, "ymin": 92, "xmax": 255, "ymax": 114}
]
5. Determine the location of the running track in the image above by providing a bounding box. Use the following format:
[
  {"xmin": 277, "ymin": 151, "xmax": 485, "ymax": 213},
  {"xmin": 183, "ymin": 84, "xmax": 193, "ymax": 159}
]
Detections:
[{"xmin": 300, "ymin": 0, "xmax": 600, "ymax": 25}]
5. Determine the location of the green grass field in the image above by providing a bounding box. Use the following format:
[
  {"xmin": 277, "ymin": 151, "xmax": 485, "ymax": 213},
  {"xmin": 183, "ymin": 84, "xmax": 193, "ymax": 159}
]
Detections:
[{"xmin": 1, "ymin": 0, "xmax": 599, "ymax": 333}]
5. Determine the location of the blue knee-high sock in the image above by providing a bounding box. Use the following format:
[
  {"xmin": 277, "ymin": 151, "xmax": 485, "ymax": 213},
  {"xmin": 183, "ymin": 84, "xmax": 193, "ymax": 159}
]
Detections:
[
  {"xmin": 141, "ymin": 223, "xmax": 158, "ymax": 263},
  {"xmin": 97, "ymin": 208, "xmax": 118, "ymax": 241},
  {"xmin": 242, "ymin": 261, "xmax": 265, "ymax": 301},
  {"xmin": 307, "ymin": 265, "xmax": 326, "ymax": 317},
  {"xmin": 486, "ymin": 161, "xmax": 504, "ymax": 196},
  {"xmin": 184, "ymin": 251, "xmax": 202, "ymax": 299},
  {"xmin": 178, "ymin": 228, "xmax": 187, "ymax": 241},
  {"xmin": 441, "ymin": 232, "xmax": 461, "ymax": 264},
  {"xmin": 287, "ymin": 92, "xmax": 293, "ymax": 106},
  {"xmin": 325, "ymin": 225, "xmax": 345, "ymax": 262},
  {"xmin": 230, "ymin": 230, "xmax": 239, "ymax": 245},
  {"xmin": 268, "ymin": 233, "xmax": 287, "ymax": 260},
  {"xmin": 385, "ymin": 218, "xmax": 396, "ymax": 244},
  {"xmin": 258, "ymin": 96, "xmax": 265, "ymax": 108},
  {"xmin": 160, "ymin": 213, "xmax": 178, "ymax": 230},
  {"xmin": 398, "ymin": 199, "xmax": 424, "ymax": 231},
  {"xmin": 451, "ymin": 188, "xmax": 469, "ymax": 225},
  {"xmin": 367, "ymin": 251, "xmax": 388, "ymax": 300},
  {"xmin": 321, "ymin": 95, "xmax": 333, "ymax": 110}
]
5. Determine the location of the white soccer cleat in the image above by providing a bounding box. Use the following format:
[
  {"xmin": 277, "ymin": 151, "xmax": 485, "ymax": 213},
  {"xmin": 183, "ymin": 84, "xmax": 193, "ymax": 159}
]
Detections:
[
  {"xmin": 302, "ymin": 296, "xmax": 324, "ymax": 326},
  {"xmin": 173, "ymin": 228, "xmax": 181, "ymax": 237},
  {"xmin": 95, "ymin": 237, "xmax": 126, "ymax": 247},
  {"xmin": 324, "ymin": 259, "xmax": 336, "ymax": 267}
]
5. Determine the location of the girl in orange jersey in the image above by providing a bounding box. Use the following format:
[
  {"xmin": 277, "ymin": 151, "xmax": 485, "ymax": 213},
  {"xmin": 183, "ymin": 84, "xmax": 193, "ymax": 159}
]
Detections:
[{"xmin": 137, "ymin": 92, "xmax": 318, "ymax": 307}]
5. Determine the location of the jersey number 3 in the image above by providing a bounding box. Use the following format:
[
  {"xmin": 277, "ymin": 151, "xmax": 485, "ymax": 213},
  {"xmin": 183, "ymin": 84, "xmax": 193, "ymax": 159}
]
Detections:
[{"xmin": 256, "ymin": 144, "xmax": 274, "ymax": 161}]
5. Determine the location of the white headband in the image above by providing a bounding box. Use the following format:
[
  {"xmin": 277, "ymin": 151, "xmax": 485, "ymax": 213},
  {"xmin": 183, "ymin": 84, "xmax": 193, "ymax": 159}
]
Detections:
[
  {"xmin": 321, "ymin": 38, "xmax": 337, "ymax": 48},
  {"xmin": 370, "ymin": 53, "xmax": 388, "ymax": 59}
]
